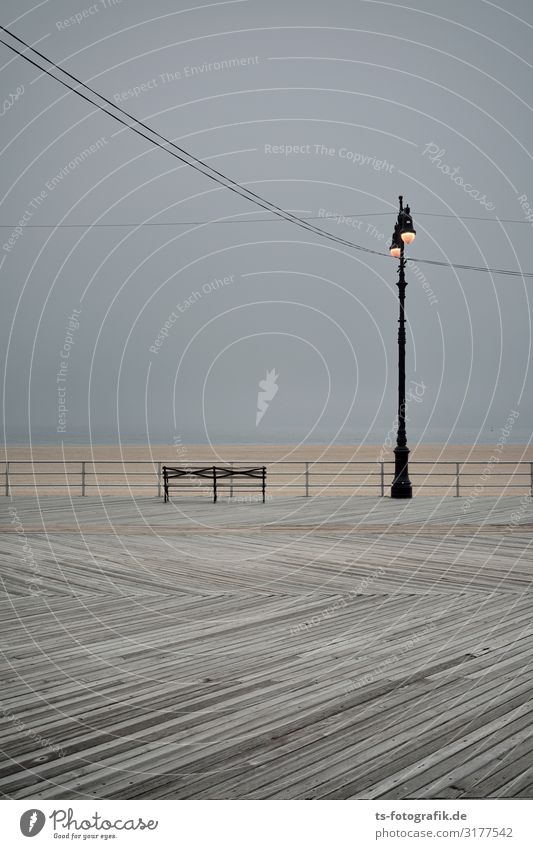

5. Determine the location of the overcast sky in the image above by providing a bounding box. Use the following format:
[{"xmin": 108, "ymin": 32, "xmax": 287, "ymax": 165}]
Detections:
[{"xmin": 1, "ymin": 0, "xmax": 532, "ymax": 446}]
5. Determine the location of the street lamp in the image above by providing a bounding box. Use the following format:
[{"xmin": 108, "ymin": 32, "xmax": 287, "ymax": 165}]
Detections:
[{"xmin": 389, "ymin": 195, "xmax": 416, "ymax": 498}]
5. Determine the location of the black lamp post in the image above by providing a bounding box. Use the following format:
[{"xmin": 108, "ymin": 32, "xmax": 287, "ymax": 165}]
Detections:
[{"xmin": 389, "ymin": 196, "xmax": 416, "ymax": 499}]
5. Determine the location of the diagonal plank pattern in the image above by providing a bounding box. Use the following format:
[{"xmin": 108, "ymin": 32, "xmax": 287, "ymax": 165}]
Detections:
[{"xmin": 0, "ymin": 495, "xmax": 532, "ymax": 799}]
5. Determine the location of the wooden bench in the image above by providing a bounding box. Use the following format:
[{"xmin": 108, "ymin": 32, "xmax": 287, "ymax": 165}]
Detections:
[{"xmin": 162, "ymin": 465, "xmax": 266, "ymax": 503}]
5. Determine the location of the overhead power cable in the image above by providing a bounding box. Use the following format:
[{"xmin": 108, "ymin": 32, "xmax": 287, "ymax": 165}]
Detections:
[
  {"xmin": 410, "ymin": 212, "xmax": 532, "ymax": 224},
  {"xmin": 1, "ymin": 25, "xmax": 533, "ymax": 278},
  {"xmin": 0, "ymin": 26, "xmax": 388, "ymax": 260},
  {"xmin": 1, "ymin": 212, "xmax": 532, "ymax": 228}
]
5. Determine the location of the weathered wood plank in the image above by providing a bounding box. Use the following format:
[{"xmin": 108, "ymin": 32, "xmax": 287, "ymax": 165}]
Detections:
[{"xmin": 0, "ymin": 495, "xmax": 531, "ymax": 799}]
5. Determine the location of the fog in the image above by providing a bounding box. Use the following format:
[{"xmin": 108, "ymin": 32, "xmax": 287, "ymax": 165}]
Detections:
[{"xmin": 1, "ymin": 0, "xmax": 532, "ymax": 446}]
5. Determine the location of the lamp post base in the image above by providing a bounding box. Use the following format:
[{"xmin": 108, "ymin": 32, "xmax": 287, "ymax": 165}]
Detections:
[
  {"xmin": 391, "ymin": 447, "xmax": 412, "ymax": 499},
  {"xmin": 390, "ymin": 481, "xmax": 413, "ymax": 498}
]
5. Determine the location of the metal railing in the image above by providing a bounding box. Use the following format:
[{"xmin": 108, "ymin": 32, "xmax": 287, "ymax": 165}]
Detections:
[{"xmin": 1, "ymin": 459, "xmax": 532, "ymax": 497}]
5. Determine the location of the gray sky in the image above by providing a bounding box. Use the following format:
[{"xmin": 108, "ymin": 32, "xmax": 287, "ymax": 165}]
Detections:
[{"xmin": 1, "ymin": 0, "xmax": 532, "ymax": 445}]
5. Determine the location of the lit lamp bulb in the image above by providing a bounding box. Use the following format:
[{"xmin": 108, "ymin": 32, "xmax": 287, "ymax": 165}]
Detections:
[
  {"xmin": 390, "ymin": 224, "xmax": 402, "ymax": 258},
  {"xmin": 400, "ymin": 230, "xmax": 416, "ymax": 245},
  {"xmin": 400, "ymin": 206, "xmax": 416, "ymax": 244}
]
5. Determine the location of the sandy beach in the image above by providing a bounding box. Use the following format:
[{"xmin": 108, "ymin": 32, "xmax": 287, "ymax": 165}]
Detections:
[{"xmin": 2, "ymin": 442, "xmax": 532, "ymax": 462}]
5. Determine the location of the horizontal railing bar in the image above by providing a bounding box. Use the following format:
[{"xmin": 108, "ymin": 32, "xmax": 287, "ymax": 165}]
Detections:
[
  {"xmin": 4, "ymin": 472, "xmax": 158, "ymax": 476},
  {"xmin": 6, "ymin": 484, "xmax": 530, "ymax": 491},
  {"xmin": 0, "ymin": 460, "xmax": 162, "ymax": 465},
  {"xmin": 405, "ymin": 484, "xmax": 530, "ymax": 489},
  {"xmin": 7, "ymin": 475, "xmax": 529, "ymax": 489},
  {"xmin": 9, "ymin": 467, "xmax": 529, "ymax": 480},
  {"xmin": 3, "ymin": 460, "xmax": 531, "ymax": 467},
  {"xmin": 438, "ymin": 471, "xmax": 532, "ymax": 475},
  {"xmin": 6, "ymin": 482, "xmax": 153, "ymax": 486},
  {"xmin": 165, "ymin": 482, "xmax": 381, "ymax": 485},
  {"xmin": 2, "ymin": 457, "xmax": 531, "ymax": 461}
]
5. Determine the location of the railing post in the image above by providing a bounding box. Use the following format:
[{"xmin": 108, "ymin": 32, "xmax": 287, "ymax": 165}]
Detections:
[
  {"xmin": 213, "ymin": 466, "xmax": 217, "ymax": 503},
  {"xmin": 229, "ymin": 462, "xmax": 234, "ymax": 499},
  {"xmin": 305, "ymin": 462, "xmax": 310, "ymax": 497},
  {"xmin": 157, "ymin": 462, "xmax": 161, "ymax": 497},
  {"xmin": 530, "ymin": 462, "xmax": 533, "ymax": 497},
  {"xmin": 81, "ymin": 461, "xmax": 86, "ymax": 496},
  {"xmin": 380, "ymin": 462, "xmax": 385, "ymax": 497},
  {"xmin": 5, "ymin": 462, "xmax": 9, "ymax": 497},
  {"xmin": 455, "ymin": 462, "xmax": 460, "ymax": 497}
]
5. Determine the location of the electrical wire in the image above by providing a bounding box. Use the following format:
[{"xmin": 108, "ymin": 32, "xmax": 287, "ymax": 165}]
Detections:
[
  {"xmin": 1, "ymin": 25, "xmax": 533, "ymax": 278},
  {"xmin": 0, "ymin": 212, "xmax": 531, "ymax": 227},
  {"xmin": 0, "ymin": 26, "xmax": 389, "ymax": 260}
]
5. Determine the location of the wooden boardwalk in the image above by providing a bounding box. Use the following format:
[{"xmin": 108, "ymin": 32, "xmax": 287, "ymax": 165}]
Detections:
[{"xmin": 0, "ymin": 494, "xmax": 532, "ymax": 799}]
